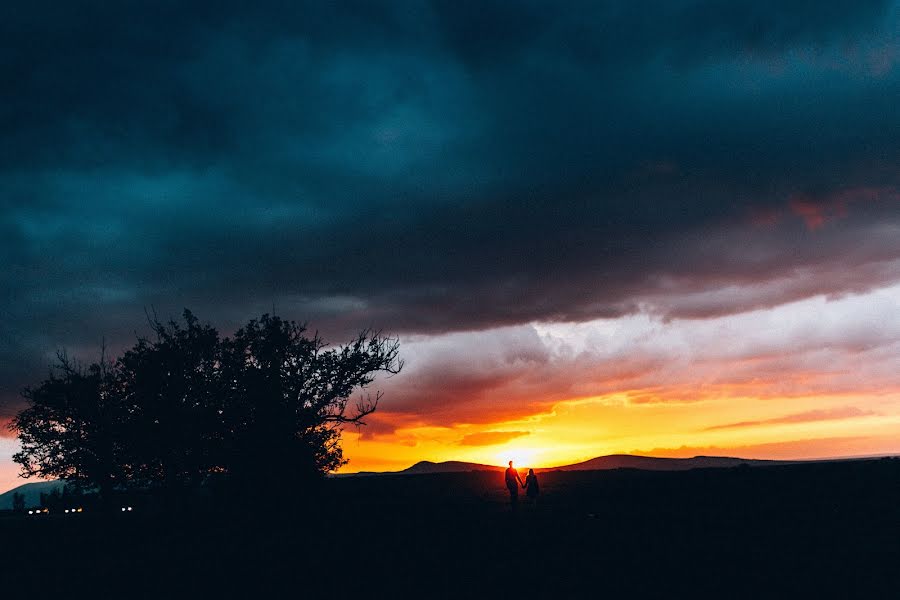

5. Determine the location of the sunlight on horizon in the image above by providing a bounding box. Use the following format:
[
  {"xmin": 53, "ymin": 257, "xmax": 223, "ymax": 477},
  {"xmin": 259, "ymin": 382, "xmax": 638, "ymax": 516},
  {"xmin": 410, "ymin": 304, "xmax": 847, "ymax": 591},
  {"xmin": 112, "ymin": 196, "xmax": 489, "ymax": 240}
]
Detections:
[
  {"xmin": 333, "ymin": 283, "xmax": 900, "ymax": 474},
  {"xmin": 336, "ymin": 390, "xmax": 900, "ymax": 474},
  {"xmin": 4, "ymin": 286, "xmax": 900, "ymax": 489}
]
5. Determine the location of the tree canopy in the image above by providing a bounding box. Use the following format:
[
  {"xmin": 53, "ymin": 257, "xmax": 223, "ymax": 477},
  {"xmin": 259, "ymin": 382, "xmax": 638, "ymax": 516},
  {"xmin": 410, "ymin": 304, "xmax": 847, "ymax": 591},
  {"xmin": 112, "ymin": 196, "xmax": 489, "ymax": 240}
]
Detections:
[
  {"xmin": 10, "ymin": 311, "xmax": 402, "ymax": 502},
  {"xmin": 12, "ymin": 352, "xmax": 123, "ymax": 497}
]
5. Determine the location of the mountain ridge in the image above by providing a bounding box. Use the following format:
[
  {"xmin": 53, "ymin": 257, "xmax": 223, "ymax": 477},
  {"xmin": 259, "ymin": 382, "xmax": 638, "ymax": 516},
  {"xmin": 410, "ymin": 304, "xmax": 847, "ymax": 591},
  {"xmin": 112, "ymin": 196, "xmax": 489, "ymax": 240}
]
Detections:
[
  {"xmin": 0, "ymin": 480, "xmax": 66, "ymax": 510},
  {"xmin": 336, "ymin": 453, "xmax": 795, "ymax": 478},
  {"xmin": 5, "ymin": 454, "xmax": 887, "ymax": 499}
]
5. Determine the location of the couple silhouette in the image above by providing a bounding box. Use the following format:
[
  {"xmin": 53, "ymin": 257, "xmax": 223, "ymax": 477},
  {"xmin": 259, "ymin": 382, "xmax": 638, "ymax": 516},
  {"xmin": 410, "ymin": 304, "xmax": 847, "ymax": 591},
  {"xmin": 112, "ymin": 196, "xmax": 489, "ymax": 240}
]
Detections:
[{"xmin": 505, "ymin": 460, "xmax": 539, "ymax": 508}]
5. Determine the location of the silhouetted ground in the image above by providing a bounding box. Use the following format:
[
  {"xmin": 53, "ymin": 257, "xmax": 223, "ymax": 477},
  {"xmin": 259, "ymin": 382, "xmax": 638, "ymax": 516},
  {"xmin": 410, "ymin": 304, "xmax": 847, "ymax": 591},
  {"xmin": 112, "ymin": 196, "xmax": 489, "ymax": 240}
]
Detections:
[{"xmin": 2, "ymin": 458, "xmax": 899, "ymax": 598}]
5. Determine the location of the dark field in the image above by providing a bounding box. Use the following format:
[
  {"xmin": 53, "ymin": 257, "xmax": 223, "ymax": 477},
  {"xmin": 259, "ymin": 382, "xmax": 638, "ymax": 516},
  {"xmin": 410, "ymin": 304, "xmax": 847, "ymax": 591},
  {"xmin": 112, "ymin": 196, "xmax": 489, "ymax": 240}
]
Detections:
[{"xmin": 4, "ymin": 459, "xmax": 899, "ymax": 598}]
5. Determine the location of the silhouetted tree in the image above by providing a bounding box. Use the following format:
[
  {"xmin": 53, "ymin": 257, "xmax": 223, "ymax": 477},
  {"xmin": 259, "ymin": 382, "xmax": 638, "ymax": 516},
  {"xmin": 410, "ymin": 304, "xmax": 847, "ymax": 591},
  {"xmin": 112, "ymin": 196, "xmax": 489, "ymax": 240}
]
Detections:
[
  {"xmin": 40, "ymin": 488, "xmax": 61, "ymax": 511},
  {"xmin": 11, "ymin": 351, "xmax": 124, "ymax": 504},
  {"xmin": 117, "ymin": 310, "xmax": 221, "ymax": 493},
  {"xmin": 220, "ymin": 315, "xmax": 402, "ymax": 487},
  {"xmin": 59, "ymin": 483, "xmax": 85, "ymax": 510},
  {"xmin": 11, "ymin": 310, "xmax": 402, "ymax": 505},
  {"xmin": 11, "ymin": 491, "xmax": 25, "ymax": 513}
]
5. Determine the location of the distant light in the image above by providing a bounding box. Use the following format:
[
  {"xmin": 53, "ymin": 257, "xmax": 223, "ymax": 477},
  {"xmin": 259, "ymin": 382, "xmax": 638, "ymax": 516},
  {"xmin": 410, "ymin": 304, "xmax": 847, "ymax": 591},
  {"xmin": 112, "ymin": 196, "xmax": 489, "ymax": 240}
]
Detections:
[
  {"xmin": 77, "ymin": 508, "xmax": 83, "ymax": 513},
  {"xmin": 28, "ymin": 510, "xmax": 33, "ymax": 515},
  {"xmin": 127, "ymin": 506, "xmax": 133, "ymax": 511},
  {"xmin": 65, "ymin": 509, "xmax": 69, "ymax": 513},
  {"xmin": 121, "ymin": 507, "xmax": 126, "ymax": 512}
]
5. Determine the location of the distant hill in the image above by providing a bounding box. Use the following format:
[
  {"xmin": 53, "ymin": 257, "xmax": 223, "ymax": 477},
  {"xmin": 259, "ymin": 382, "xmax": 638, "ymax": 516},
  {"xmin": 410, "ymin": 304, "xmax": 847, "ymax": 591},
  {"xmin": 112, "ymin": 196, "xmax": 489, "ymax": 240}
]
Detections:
[
  {"xmin": 1, "ymin": 456, "xmax": 793, "ymax": 498},
  {"xmin": 401, "ymin": 460, "xmax": 504, "ymax": 474},
  {"xmin": 540, "ymin": 454, "xmax": 785, "ymax": 472},
  {"xmin": 0, "ymin": 480, "xmax": 65, "ymax": 510},
  {"xmin": 341, "ymin": 454, "xmax": 790, "ymax": 477},
  {"xmin": 335, "ymin": 460, "xmax": 504, "ymax": 477}
]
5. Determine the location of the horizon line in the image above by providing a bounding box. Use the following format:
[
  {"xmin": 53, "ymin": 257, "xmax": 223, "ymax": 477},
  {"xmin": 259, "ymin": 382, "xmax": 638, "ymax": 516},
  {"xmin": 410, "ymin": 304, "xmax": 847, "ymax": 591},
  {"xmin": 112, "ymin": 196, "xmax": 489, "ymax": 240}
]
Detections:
[{"xmin": 338, "ymin": 450, "xmax": 900, "ymax": 475}]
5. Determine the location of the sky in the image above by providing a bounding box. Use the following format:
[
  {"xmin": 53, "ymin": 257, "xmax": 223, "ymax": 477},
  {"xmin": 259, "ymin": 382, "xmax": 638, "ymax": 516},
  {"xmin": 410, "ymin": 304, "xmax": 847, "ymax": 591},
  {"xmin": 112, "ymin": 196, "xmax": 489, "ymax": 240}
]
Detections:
[{"xmin": 1, "ymin": 1, "xmax": 899, "ymax": 493}]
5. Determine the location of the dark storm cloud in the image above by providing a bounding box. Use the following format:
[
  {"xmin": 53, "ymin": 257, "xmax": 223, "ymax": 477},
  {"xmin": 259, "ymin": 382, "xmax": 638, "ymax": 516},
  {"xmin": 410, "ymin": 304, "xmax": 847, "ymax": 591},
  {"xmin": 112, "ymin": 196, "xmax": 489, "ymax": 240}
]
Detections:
[{"xmin": 2, "ymin": 1, "xmax": 899, "ymax": 416}]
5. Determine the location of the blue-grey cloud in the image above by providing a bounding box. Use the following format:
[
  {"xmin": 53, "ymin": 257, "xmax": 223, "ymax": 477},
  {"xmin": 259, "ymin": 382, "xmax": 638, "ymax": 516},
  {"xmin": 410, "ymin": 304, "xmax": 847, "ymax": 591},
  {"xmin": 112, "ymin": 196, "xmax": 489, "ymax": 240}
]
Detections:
[{"xmin": 1, "ymin": 1, "xmax": 899, "ymax": 417}]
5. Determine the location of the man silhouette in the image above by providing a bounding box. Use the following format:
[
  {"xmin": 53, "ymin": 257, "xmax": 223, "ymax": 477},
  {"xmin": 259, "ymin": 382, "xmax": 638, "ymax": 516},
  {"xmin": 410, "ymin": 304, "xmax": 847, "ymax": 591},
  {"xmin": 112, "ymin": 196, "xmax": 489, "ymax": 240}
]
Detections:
[{"xmin": 505, "ymin": 460, "xmax": 524, "ymax": 508}]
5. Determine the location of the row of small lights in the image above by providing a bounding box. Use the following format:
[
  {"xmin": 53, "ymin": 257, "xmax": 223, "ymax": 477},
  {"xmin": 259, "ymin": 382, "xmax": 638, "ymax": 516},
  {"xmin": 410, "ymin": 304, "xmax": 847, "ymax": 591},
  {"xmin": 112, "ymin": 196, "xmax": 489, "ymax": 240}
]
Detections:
[{"xmin": 27, "ymin": 506, "xmax": 133, "ymax": 515}]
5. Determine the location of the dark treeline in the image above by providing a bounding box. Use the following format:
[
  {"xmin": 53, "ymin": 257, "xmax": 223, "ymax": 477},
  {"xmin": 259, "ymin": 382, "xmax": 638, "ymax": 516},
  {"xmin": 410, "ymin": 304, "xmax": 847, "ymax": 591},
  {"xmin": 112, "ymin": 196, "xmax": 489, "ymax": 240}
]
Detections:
[{"xmin": 9, "ymin": 310, "xmax": 402, "ymax": 509}]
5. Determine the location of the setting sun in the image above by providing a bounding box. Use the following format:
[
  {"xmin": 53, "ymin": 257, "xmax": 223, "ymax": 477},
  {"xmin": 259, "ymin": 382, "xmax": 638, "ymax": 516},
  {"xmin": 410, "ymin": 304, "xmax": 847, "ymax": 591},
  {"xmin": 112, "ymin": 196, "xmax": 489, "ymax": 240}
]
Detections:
[{"xmin": 495, "ymin": 447, "xmax": 543, "ymax": 469}]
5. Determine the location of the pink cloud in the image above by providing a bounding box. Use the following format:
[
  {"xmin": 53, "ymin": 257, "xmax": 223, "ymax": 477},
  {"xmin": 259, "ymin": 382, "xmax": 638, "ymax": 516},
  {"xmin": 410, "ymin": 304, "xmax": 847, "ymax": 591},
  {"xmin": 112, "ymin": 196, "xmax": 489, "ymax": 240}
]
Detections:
[
  {"xmin": 788, "ymin": 186, "xmax": 899, "ymax": 231},
  {"xmin": 703, "ymin": 406, "xmax": 877, "ymax": 431},
  {"xmin": 639, "ymin": 435, "xmax": 900, "ymax": 461}
]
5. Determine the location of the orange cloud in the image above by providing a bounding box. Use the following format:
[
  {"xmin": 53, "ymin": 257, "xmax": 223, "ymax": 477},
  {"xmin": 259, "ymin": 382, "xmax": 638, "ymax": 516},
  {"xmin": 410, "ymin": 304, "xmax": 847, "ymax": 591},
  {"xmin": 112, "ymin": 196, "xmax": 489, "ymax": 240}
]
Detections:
[
  {"xmin": 458, "ymin": 431, "xmax": 530, "ymax": 446},
  {"xmin": 703, "ymin": 406, "xmax": 876, "ymax": 431},
  {"xmin": 639, "ymin": 435, "xmax": 900, "ymax": 461}
]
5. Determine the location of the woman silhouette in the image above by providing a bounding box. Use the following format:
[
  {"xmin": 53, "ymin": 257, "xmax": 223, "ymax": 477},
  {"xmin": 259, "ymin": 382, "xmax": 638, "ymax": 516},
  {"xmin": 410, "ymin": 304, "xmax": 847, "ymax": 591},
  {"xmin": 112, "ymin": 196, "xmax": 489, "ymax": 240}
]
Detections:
[{"xmin": 524, "ymin": 469, "xmax": 540, "ymax": 502}]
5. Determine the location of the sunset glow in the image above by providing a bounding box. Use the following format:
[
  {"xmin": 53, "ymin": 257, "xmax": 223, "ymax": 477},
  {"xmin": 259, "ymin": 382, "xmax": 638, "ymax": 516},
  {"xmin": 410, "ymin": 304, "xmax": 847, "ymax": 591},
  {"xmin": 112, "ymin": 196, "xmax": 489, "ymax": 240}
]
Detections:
[
  {"xmin": 337, "ymin": 283, "xmax": 900, "ymax": 473},
  {"xmin": 1, "ymin": 1, "xmax": 899, "ymax": 496}
]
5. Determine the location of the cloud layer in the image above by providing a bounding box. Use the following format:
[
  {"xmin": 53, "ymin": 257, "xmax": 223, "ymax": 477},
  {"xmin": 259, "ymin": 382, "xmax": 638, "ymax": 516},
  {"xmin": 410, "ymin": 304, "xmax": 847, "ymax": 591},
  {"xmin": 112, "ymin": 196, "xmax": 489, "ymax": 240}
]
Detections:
[{"xmin": 365, "ymin": 284, "xmax": 900, "ymax": 434}]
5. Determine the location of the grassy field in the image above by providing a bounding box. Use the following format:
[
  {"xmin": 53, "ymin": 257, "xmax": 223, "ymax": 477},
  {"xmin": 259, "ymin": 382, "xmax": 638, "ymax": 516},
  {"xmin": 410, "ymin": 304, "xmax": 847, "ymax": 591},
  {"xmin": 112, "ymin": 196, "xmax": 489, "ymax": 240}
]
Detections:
[{"xmin": 3, "ymin": 458, "xmax": 899, "ymax": 598}]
